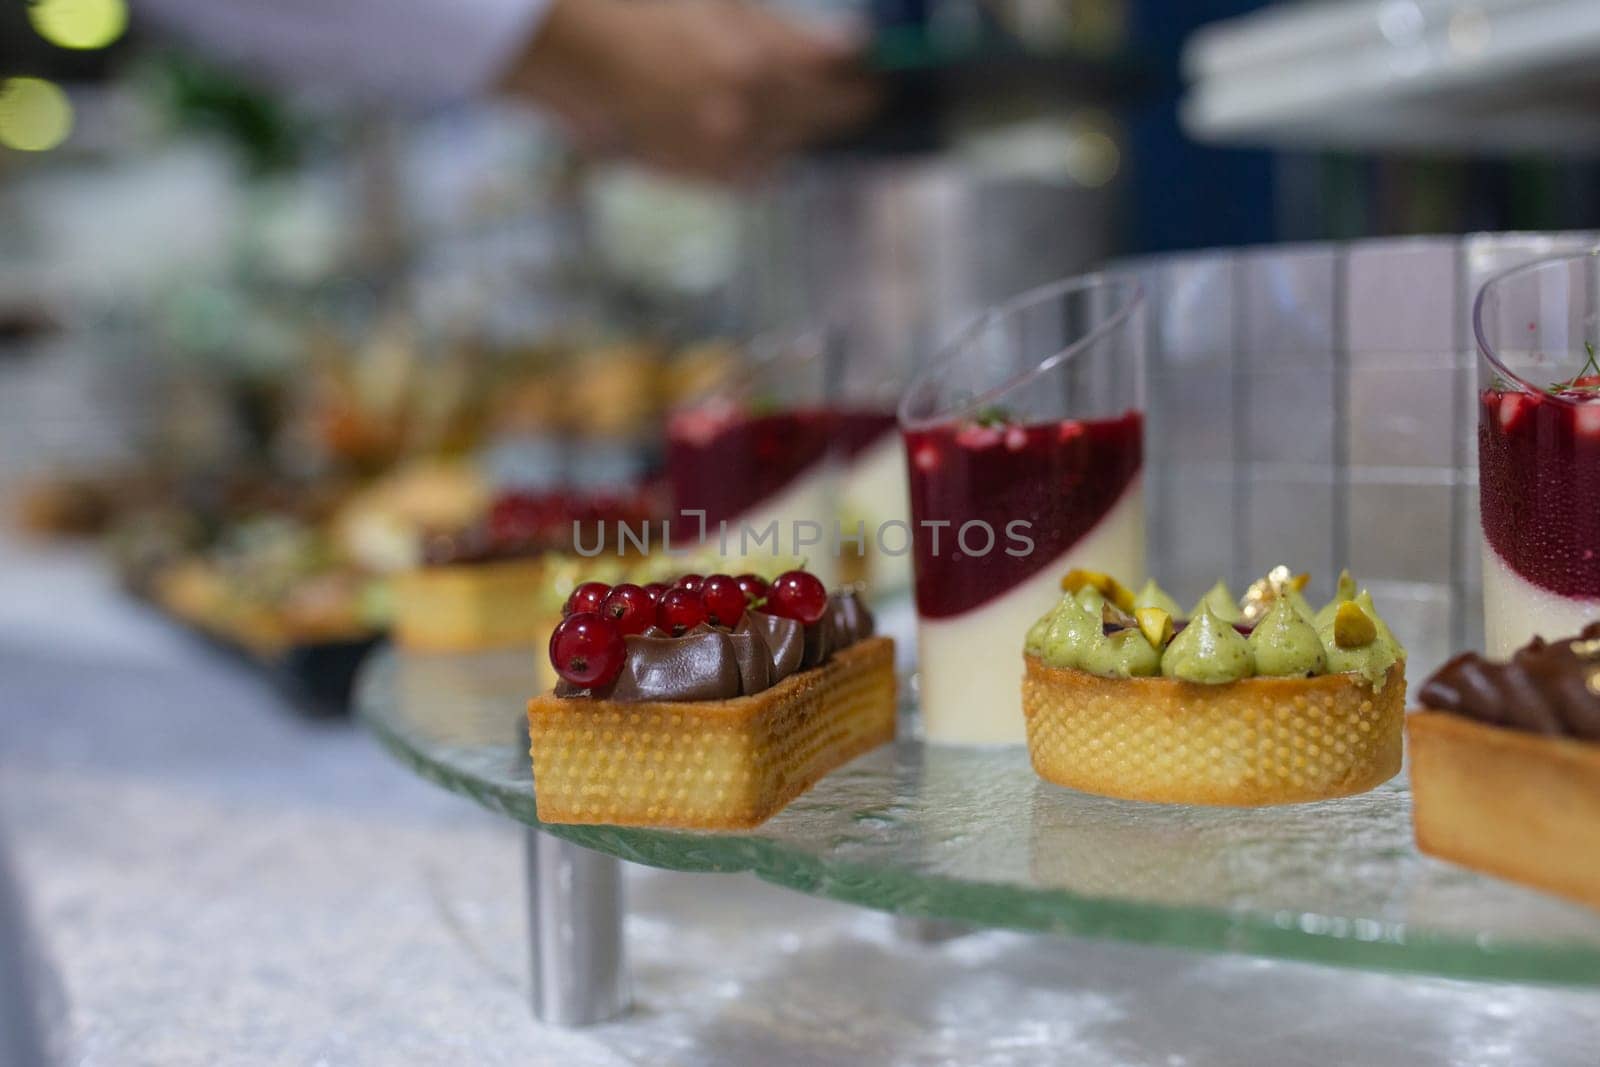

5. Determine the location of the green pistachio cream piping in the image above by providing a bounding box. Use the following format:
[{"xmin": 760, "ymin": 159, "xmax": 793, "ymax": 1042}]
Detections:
[
  {"xmin": 1284, "ymin": 585, "xmax": 1318, "ymax": 625},
  {"xmin": 1247, "ymin": 595, "xmax": 1327, "ymax": 677},
  {"xmin": 1074, "ymin": 584, "xmax": 1106, "ymax": 615},
  {"xmin": 1080, "ymin": 627, "xmax": 1163, "ymax": 678},
  {"xmin": 1034, "ymin": 594, "xmax": 1101, "ymax": 670},
  {"xmin": 1026, "ymin": 571, "xmax": 1405, "ymax": 687},
  {"xmin": 1312, "ymin": 568, "xmax": 1358, "ymax": 629},
  {"xmin": 1319, "ymin": 594, "xmax": 1404, "ymax": 690},
  {"xmin": 1132, "ymin": 578, "xmax": 1183, "ymax": 617},
  {"xmin": 1355, "ymin": 590, "xmax": 1398, "ymax": 647},
  {"xmin": 1023, "ymin": 608, "xmax": 1055, "ymax": 658},
  {"xmin": 1189, "ymin": 579, "xmax": 1242, "ymax": 624},
  {"xmin": 1161, "ymin": 603, "xmax": 1255, "ymax": 682}
]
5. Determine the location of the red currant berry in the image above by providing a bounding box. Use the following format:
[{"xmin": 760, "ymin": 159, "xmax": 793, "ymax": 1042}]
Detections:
[
  {"xmin": 673, "ymin": 573, "xmax": 704, "ymax": 595},
  {"xmin": 600, "ymin": 583, "xmax": 655, "ymax": 637},
  {"xmin": 656, "ymin": 587, "xmax": 708, "ymax": 635},
  {"xmin": 642, "ymin": 582, "xmax": 669, "ymax": 604},
  {"xmin": 766, "ymin": 570, "xmax": 828, "ymax": 624},
  {"xmin": 735, "ymin": 573, "xmax": 769, "ymax": 602},
  {"xmin": 548, "ymin": 611, "xmax": 625, "ymax": 688},
  {"xmin": 564, "ymin": 580, "xmax": 611, "ymax": 617},
  {"xmin": 701, "ymin": 574, "xmax": 746, "ymax": 627}
]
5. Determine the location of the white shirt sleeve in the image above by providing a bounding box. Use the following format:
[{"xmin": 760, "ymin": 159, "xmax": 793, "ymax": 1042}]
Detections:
[{"xmin": 133, "ymin": 0, "xmax": 552, "ymax": 107}]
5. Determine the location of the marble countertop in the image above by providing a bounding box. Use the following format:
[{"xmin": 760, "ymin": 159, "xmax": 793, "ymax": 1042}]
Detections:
[{"xmin": 3, "ymin": 538, "xmax": 1599, "ymax": 1067}]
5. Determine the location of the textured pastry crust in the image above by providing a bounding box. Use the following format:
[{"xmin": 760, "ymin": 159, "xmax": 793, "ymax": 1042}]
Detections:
[
  {"xmin": 1409, "ymin": 711, "xmax": 1600, "ymax": 910},
  {"xmin": 1023, "ymin": 655, "xmax": 1405, "ymax": 806},
  {"xmin": 392, "ymin": 558, "xmax": 556, "ymax": 652},
  {"xmin": 528, "ymin": 636, "xmax": 897, "ymax": 829}
]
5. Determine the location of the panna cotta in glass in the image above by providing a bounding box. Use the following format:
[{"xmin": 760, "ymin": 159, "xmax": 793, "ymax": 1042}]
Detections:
[
  {"xmin": 899, "ymin": 276, "xmax": 1146, "ymax": 744},
  {"xmin": 836, "ymin": 409, "xmax": 912, "ymax": 594},
  {"xmin": 829, "ymin": 315, "xmax": 919, "ymax": 598},
  {"xmin": 1475, "ymin": 253, "xmax": 1600, "ymax": 655},
  {"xmin": 665, "ymin": 334, "xmax": 839, "ymax": 586}
]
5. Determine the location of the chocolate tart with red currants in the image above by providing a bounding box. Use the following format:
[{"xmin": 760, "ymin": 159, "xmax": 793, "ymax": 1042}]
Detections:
[
  {"xmin": 528, "ymin": 569, "xmax": 896, "ymax": 829},
  {"xmin": 391, "ymin": 489, "xmax": 658, "ymax": 653}
]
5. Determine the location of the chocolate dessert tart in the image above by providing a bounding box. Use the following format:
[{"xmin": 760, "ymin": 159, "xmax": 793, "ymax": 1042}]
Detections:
[
  {"xmin": 1022, "ymin": 567, "xmax": 1406, "ymax": 806},
  {"xmin": 1409, "ymin": 625, "xmax": 1600, "ymax": 909},
  {"xmin": 392, "ymin": 490, "xmax": 656, "ymax": 652},
  {"xmin": 528, "ymin": 571, "xmax": 896, "ymax": 829}
]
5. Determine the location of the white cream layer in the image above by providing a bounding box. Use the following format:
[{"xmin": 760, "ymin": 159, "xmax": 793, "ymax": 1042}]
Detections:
[
  {"xmin": 841, "ymin": 433, "xmax": 912, "ymax": 593},
  {"xmin": 705, "ymin": 463, "xmax": 839, "ymax": 589},
  {"xmin": 916, "ymin": 477, "xmax": 1146, "ymax": 746},
  {"xmin": 1482, "ymin": 544, "xmax": 1600, "ymax": 657}
]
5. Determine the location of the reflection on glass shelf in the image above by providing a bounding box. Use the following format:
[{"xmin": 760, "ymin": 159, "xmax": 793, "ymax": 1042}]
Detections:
[{"xmin": 359, "ymin": 647, "xmax": 1600, "ymax": 987}]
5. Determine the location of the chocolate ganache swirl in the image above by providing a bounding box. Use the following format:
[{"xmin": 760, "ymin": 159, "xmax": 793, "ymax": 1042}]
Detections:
[
  {"xmin": 1419, "ymin": 622, "xmax": 1600, "ymax": 741},
  {"xmin": 557, "ymin": 591, "xmax": 875, "ymax": 702}
]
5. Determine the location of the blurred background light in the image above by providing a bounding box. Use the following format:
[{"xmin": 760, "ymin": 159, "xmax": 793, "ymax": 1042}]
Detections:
[
  {"xmin": 0, "ymin": 77, "xmax": 74, "ymax": 152},
  {"xmin": 1448, "ymin": 8, "xmax": 1492, "ymax": 57},
  {"xmin": 27, "ymin": 0, "xmax": 128, "ymax": 51},
  {"xmin": 1063, "ymin": 113, "xmax": 1121, "ymax": 188}
]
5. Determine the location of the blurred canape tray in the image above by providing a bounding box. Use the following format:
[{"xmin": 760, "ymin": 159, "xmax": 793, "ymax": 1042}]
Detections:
[{"xmin": 121, "ymin": 561, "xmax": 382, "ymax": 719}]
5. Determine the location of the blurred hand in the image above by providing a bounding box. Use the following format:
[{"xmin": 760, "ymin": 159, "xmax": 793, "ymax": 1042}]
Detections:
[{"xmin": 503, "ymin": 0, "xmax": 879, "ymax": 182}]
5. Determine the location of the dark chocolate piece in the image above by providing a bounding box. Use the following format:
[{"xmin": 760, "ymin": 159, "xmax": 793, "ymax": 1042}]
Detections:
[
  {"xmin": 1419, "ymin": 622, "xmax": 1600, "ymax": 741},
  {"xmin": 604, "ymin": 626, "xmax": 743, "ymax": 702},
  {"xmin": 801, "ymin": 590, "xmax": 879, "ymax": 667},
  {"xmin": 748, "ymin": 611, "xmax": 805, "ymax": 679},
  {"xmin": 801, "ymin": 616, "xmax": 833, "ymax": 668},
  {"xmin": 830, "ymin": 591, "xmax": 875, "ymax": 646},
  {"xmin": 728, "ymin": 618, "xmax": 775, "ymax": 695},
  {"xmin": 558, "ymin": 590, "xmax": 874, "ymax": 704}
]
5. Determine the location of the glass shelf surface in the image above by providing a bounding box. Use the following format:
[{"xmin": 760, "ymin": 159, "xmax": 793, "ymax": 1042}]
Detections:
[{"xmin": 358, "ymin": 647, "xmax": 1600, "ymax": 987}]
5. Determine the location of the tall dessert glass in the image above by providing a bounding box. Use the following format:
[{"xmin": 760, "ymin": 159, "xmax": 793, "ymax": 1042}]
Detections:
[
  {"xmin": 1474, "ymin": 251, "xmax": 1600, "ymax": 656},
  {"xmin": 665, "ymin": 328, "xmax": 839, "ymax": 586},
  {"xmin": 833, "ymin": 319, "xmax": 917, "ymax": 597},
  {"xmin": 899, "ymin": 275, "xmax": 1146, "ymax": 744}
]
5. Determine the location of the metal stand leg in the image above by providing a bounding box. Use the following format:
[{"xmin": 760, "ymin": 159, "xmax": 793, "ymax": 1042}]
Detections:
[{"xmin": 524, "ymin": 829, "xmax": 629, "ymax": 1026}]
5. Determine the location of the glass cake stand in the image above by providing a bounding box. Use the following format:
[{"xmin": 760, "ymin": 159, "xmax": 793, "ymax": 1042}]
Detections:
[{"xmin": 357, "ymin": 646, "xmax": 1600, "ymax": 1025}]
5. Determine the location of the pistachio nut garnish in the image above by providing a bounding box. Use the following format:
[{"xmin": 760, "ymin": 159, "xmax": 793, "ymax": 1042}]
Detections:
[
  {"xmin": 1135, "ymin": 606, "xmax": 1174, "ymax": 650},
  {"xmin": 1313, "ymin": 569, "xmax": 1359, "ymax": 629},
  {"xmin": 1333, "ymin": 600, "xmax": 1378, "ymax": 649},
  {"xmin": 1060, "ymin": 568, "xmax": 1137, "ymax": 613}
]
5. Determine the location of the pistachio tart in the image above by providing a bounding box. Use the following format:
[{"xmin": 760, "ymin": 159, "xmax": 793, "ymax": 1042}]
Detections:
[{"xmin": 1021, "ymin": 567, "xmax": 1406, "ymax": 806}]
